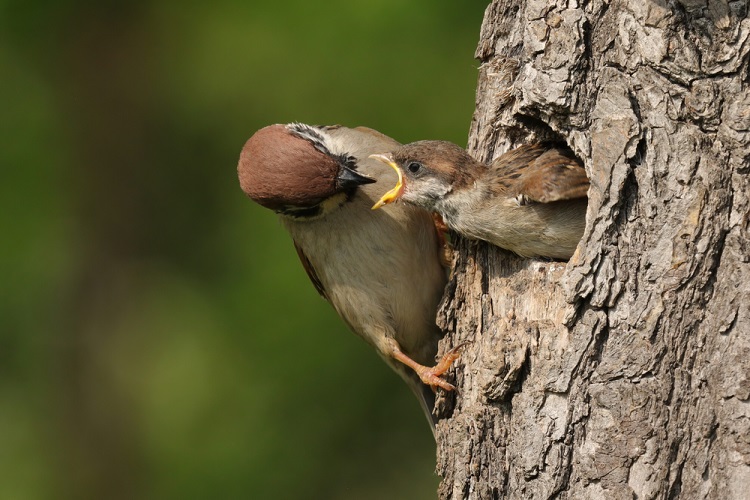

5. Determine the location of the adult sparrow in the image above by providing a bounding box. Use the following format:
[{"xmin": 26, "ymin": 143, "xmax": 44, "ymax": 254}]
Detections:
[
  {"xmin": 238, "ymin": 124, "xmax": 461, "ymax": 430},
  {"xmin": 372, "ymin": 141, "xmax": 588, "ymax": 260}
]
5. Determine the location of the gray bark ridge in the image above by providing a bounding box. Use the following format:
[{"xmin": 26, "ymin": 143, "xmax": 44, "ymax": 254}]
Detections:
[{"xmin": 436, "ymin": 1, "xmax": 750, "ymax": 499}]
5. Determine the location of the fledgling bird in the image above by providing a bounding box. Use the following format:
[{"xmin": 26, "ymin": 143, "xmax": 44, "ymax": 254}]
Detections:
[
  {"xmin": 371, "ymin": 141, "xmax": 589, "ymax": 260},
  {"xmin": 238, "ymin": 123, "xmax": 461, "ymax": 430}
]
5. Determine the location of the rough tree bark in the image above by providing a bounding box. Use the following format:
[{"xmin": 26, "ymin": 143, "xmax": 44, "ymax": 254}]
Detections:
[{"xmin": 434, "ymin": 1, "xmax": 749, "ymax": 498}]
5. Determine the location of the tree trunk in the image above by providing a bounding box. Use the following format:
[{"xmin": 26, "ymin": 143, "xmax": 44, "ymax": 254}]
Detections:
[{"xmin": 435, "ymin": 1, "xmax": 750, "ymax": 498}]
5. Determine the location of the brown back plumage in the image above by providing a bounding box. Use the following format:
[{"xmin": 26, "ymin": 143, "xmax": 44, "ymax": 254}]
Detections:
[{"xmin": 490, "ymin": 144, "xmax": 589, "ymax": 203}]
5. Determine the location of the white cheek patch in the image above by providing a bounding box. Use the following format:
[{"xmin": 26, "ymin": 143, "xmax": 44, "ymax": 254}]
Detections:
[
  {"xmin": 318, "ymin": 128, "xmax": 353, "ymax": 159},
  {"xmin": 406, "ymin": 176, "xmax": 452, "ymax": 210},
  {"xmin": 416, "ymin": 176, "xmax": 451, "ymax": 198}
]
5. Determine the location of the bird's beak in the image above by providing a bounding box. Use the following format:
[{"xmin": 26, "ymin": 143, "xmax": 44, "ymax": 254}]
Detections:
[
  {"xmin": 370, "ymin": 153, "xmax": 404, "ymax": 210},
  {"xmin": 337, "ymin": 165, "xmax": 376, "ymax": 190}
]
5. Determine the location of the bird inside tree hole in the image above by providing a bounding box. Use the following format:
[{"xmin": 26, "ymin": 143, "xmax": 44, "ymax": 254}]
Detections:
[{"xmin": 370, "ymin": 122, "xmax": 589, "ymax": 261}]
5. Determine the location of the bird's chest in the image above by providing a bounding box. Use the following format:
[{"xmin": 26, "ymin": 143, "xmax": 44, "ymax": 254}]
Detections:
[{"xmin": 285, "ymin": 212, "xmax": 401, "ymax": 335}]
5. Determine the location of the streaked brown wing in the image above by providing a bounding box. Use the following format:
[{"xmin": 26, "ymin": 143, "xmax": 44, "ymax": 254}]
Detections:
[
  {"xmin": 494, "ymin": 145, "xmax": 588, "ymax": 203},
  {"xmin": 293, "ymin": 242, "xmax": 327, "ymax": 300}
]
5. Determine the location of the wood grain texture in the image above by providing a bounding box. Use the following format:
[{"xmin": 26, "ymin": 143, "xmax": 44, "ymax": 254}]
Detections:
[{"xmin": 436, "ymin": 0, "xmax": 750, "ymax": 498}]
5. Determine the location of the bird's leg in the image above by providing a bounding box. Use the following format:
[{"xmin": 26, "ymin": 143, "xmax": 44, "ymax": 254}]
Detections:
[
  {"xmin": 432, "ymin": 213, "xmax": 453, "ymax": 268},
  {"xmin": 386, "ymin": 339, "xmax": 466, "ymax": 391}
]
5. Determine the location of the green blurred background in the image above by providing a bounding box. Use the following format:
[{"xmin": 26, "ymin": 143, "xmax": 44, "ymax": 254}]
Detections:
[{"xmin": 1, "ymin": 1, "xmax": 486, "ymax": 498}]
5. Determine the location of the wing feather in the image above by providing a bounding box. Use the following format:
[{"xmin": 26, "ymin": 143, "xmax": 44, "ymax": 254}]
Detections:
[
  {"xmin": 491, "ymin": 145, "xmax": 589, "ymax": 203},
  {"xmin": 293, "ymin": 242, "xmax": 327, "ymax": 300}
]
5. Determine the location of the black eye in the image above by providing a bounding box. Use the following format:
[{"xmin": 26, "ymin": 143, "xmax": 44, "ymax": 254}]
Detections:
[{"xmin": 407, "ymin": 161, "xmax": 423, "ymax": 174}]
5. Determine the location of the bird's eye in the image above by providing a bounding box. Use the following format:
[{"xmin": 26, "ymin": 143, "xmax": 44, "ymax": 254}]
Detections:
[{"xmin": 407, "ymin": 161, "xmax": 423, "ymax": 174}]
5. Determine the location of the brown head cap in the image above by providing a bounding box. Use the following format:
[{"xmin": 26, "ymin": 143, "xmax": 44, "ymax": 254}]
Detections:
[
  {"xmin": 392, "ymin": 140, "xmax": 480, "ymax": 188},
  {"xmin": 238, "ymin": 124, "xmax": 373, "ymax": 211}
]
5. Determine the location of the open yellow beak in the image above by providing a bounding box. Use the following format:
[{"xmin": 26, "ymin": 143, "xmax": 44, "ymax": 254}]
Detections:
[{"xmin": 369, "ymin": 153, "xmax": 404, "ymax": 210}]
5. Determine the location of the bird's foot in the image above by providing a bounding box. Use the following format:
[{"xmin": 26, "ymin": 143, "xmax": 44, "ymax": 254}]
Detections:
[{"xmin": 390, "ymin": 341, "xmax": 469, "ymax": 392}]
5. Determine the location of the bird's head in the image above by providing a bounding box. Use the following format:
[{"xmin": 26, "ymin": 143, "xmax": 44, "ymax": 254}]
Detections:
[
  {"xmin": 238, "ymin": 123, "xmax": 376, "ymax": 219},
  {"xmin": 371, "ymin": 140, "xmax": 477, "ymax": 212}
]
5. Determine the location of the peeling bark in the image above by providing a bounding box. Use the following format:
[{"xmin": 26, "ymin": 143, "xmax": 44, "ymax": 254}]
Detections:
[{"xmin": 435, "ymin": 1, "xmax": 750, "ymax": 498}]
